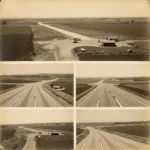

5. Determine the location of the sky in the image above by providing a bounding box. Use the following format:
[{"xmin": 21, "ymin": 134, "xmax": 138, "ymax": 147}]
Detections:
[
  {"xmin": 0, "ymin": 109, "xmax": 73, "ymax": 124},
  {"xmin": 0, "ymin": 0, "xmax": 149, "ymax": 18},
  {"xmin": 77, "ymin": 109, "xmax": 150, "ymax": 123},
  {"xmin": 0, "ymin": 63, "xmax": 73, "ymax": 75},
  {"xmin": 76, "ymin": 63, "xmax": 150, "ymax": 78}
]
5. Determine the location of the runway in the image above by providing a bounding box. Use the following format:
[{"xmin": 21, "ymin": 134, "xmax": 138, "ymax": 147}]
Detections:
[
  {"xmin": 0, "ymin": 80, "xmax": 71, "ymax": 107},
  {"xmin": 77, "ymin": 82, "xmax": 150, "ymax": 107},
  {"xmin": 77, "ymin": 127, "xmax": 150, "ymax": 150}
]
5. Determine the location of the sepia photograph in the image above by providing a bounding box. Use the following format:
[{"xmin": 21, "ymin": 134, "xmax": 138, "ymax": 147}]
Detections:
[
  {"xmin": 0, "ymin": 0, "xmax": 149, "ymax": 61},
  {"xmin": 76, "ymin": 63, "xmax": 150, "ymax": 107},
  {"xmin": 0, "ymin": 63, "xmax": 74, "ymax": 107},
  {"xmin": 76, "ymin": 109, "xmax": 150, "ymax": 150},
  {"xmin": 0, "ymin": 109, "xmax": 74, "ymax": 150}
]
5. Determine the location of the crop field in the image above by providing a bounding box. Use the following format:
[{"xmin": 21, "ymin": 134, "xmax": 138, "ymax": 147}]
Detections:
[
  {"xmin": 0, "ymin": 26, "xmax": 34, "ymax": 61},
  {"xmin": 100, "ymin": 124, "xmax": 150, "ymax": 138},
  {"xmin": 51, "ymin": 78, "xmax": 73, "ymax": 96},
  {"xmin": 0, "ymin": 84, "xmax": 18, "ymax": 91},
  {"xmin": 49, "ymin": 20, "xmax": 150, "ymax": 40},
  {"xmin": 36, "ymin": 134, "xmax": 73, "ymax": 150}
]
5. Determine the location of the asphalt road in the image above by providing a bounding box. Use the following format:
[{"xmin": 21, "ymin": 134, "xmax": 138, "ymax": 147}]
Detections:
[
  {"xmin": 20, "ymin": 126, "xmax": 72, "ymax": 150},
  {"xmin": 77, "ymin": 81, "xmax": 150, "ymax": 107},
  {"xmin": 0, "ymin": 80, "xmax": 71, "ymax": 107},
  {"xmin": 22, "ymin": 134, "xmax": 37, "ymax": 150},
  {"xmin": 77, "ymin": 127, "xmax": 150, "ymax": 150}
]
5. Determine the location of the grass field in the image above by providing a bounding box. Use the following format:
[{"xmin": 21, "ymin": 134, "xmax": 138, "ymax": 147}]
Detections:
[
  {"xmin": 76, "ymin": 84, "xmax": 92, "ymax": 95},
  {"xmin": 100, "ymin": 124, "xmax": 150, "ymax": 138},
  {"xmin": 76, "ymin": 129, "xmax": 90, "ymax": 144},
  {"xmin": 51, "ymin": 78, "xmax": 73, "ymax": 96},
  {"xmin": 28, "ymin": 123, "xmax": 73, "ymax": 132},
  {"xmin": 0, "ymin": 126, "xmax": 16, "ymax": 141},
  {"xmin": 0, "ymin": 84, "xmax": 18, "ymax": 91},
  {"xmin": 0, "ymin": 125, "xmax": 26, "ymax": 150},
  {"xmin": 117, "ymin": 83, "xmax": 150, "ymax": 97},
  {"xmin": 76, "ymin": 78, "xmax": 100, "ymax": 95},
  {"xmin": 0, "ymin": 78, "xmax": 39, "ymax": 83},
  {"xmin": 30, "ymin": 25, "xmax": 66, "ymax": 41},
  {"xmin": 50, "ymin": 21, "xmax": 149, "ymax": 40},
  {"xmin": 74, "ymin": 46, "xmax": 149, "ymax": 61},
  {"xmin": 36, "ymin": 134, "xmax": 73, "ymax": 150},
  {"xmin": 77, "ymin": 78, "xmax": 100, "ymax": 84}
]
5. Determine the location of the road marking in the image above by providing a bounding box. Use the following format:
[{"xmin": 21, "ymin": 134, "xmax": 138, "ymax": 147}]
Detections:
[
  {"xmin": 130, "ymin": 96, "xmax": 149, "ymax": 107},
  {"xmin": 9, "ymin": 97, "xmax": 19, "ymax": 107},
  {"xmin": 99, "ymin": 142, "xmax": 104, "ymax": 150},
  {"xmin": 114, "ymin": 98, "xmax": 123, "ymax": 107},
  {"xmin": 97, "ymin": 100, "xmax": 100, "ymax": 107},
  {"xmin": 117, "ymin": 143, "xmax": 127, "ymax": 150},
  {"xmin": 78, "ymin": 92, "xmax": 94, "ymax": 107},
  {"xmin": 78, "ymin": 89, "xmax": 98, "ymax": 107},
  {"xmin": 109, "ymin": 91, "xmax": 123, "ymax": 107}
]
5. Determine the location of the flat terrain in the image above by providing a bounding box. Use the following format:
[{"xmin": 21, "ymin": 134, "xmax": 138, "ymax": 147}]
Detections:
[
  {"xmin": 0, "ymin": 78, "xmax": 72, "ymax": 107},
  {"xmin": 0, "ymin": 123, "xmax": 73, "ymax": 150},
  {"xmin": 1, "ymin": 18, "xmax": 149, "ymax": 61},
  {"xmin": 49, "ymin": 19, "xmax": 149, "ymax": 40},
  {"xmin": 51, "ymin": 77, "xmax": 73, "ymax": 96},
  {"xmin": 0, "ymin": 84, "xmax": 18, "ymax": 91},
  {"xmin": 76, "ymin": 79, "xmax": 150, "ymax": 107},
  {"xmin": 73, "ymin": 46, "xmax": 149, "ymax": 61},
  {"xmin": 77, "ymin": 125, "xmax": 150, "ymax": 150},
  {"xmin": 76, "ymin": 78, "xmax": 100, "ymax": 95},
  {"xmin": 99, "ymin": 124, "xmax": 149, "ymax": 138}
]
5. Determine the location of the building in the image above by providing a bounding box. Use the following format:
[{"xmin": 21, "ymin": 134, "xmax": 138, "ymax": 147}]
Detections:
[
  {"xmin": 105, "ymin": 36, "xmax": 119, "ymax": 42},
  {"xmin": 101, "ymin": 40, "xmax": 117, "ymax": 47}
]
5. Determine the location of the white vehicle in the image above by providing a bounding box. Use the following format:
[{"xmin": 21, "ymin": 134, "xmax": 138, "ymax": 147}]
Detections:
[
  {"xmin": 53, "ymin": 85, "xmax": 61, "ymax": 89},
  {"xmin": 56, "ymin": 87, "xmax": 65, "ymax": 91},
  {"xmin": 80, "ymin": 48, "xmax": 86, "ymax": 52},
  {"xmin": 126, "ymin": 49, "xmax": 133, "ymax": 53}
]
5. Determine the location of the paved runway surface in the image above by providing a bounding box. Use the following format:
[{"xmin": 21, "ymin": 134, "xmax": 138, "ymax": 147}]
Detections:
[
  {"xmin": 0, "ymin": 80, "xmax": 71, "ymax": 107},
  {"xmin": 77, "ymin": 81, "xmax": 150, "ymax": 107},
  {"xmin": 77, "ymin": 127, "xmax": 150, "ymax": 150}
]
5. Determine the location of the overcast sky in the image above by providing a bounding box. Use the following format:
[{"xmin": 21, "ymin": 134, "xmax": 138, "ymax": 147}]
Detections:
[
  {"xmin": 0, "ymin": 109, "xmax": 73, "ymax": 124},
  {"xmin": 76, "ymin": 63, "xmax": 150, "ymax": 77},
  {"xmin": 0, "ymin": 63, "xmax": 73, "ymax": 75},
  {"xmin": 0, "ymin": 0, "xmax": 149, "ymax": 18},
  {"xmin": 77, "ymin": 109, "xmax": 150, "ymax": 123}
]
